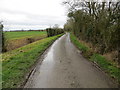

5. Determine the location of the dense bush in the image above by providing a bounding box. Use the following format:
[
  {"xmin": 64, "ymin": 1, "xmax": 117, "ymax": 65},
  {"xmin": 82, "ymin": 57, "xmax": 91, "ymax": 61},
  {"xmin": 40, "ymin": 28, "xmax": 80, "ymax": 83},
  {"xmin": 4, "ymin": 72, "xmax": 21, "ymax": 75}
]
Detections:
[{"xmin": 46, "ymin": 28, "xmax": 64, "ymax": 37}]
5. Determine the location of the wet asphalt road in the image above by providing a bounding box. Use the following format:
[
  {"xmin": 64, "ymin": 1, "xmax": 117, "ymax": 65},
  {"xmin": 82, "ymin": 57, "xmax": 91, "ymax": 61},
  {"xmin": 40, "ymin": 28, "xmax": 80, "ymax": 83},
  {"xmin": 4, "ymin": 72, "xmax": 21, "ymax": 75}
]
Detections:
[{"xmin": 24, "ymin": 33, "xmax": 117, "ymax": 88}]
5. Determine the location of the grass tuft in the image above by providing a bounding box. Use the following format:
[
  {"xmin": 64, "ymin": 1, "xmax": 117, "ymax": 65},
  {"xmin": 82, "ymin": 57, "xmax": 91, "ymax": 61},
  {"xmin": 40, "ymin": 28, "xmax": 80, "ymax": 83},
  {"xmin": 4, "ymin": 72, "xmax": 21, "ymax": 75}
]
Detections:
[{"xmin": 90, "ymin": 54, "xmax": 120, "ymax": 83}]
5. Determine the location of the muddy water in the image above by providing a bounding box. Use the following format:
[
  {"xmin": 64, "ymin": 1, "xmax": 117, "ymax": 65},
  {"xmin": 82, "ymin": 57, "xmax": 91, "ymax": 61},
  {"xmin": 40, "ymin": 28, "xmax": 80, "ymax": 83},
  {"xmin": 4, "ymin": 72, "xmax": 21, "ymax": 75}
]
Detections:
[{"xmin": 24, "ymin": 33, "xmax": 117, "ymax": 88}]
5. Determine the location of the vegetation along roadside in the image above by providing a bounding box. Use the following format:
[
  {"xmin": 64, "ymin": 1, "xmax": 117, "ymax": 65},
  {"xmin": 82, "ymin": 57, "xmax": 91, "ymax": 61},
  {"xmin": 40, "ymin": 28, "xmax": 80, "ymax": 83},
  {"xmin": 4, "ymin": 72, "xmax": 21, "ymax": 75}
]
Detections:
[
  {"xmin": 70, "ymin": 33, "xmax": 120, "ymax": 85},
  {"xmin": 2, "ymin": 34, "xmax": 63, "ymax": 88}
]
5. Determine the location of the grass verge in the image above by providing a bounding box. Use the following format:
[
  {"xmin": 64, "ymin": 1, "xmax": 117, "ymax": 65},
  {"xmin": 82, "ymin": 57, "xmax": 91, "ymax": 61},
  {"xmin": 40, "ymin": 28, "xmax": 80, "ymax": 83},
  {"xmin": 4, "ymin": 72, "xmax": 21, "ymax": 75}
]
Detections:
[
  {"xmin": 2, "ymin": 34, "xmax": 63, "ymax": 88},
  {"xmin": 70, "ymin": 33, "xmax": 120, "ymax": 84}
]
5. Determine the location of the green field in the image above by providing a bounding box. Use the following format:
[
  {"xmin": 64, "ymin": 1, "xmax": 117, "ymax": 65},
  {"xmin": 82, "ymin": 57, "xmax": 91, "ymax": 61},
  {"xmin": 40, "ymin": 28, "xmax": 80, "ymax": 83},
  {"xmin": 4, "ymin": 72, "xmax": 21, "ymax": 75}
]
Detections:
[
  {"xmin": 4, "ymin": 31, "xmax": 47, "ymax": 51},
  {"xmin": 70, "ymin": 33, "xmax": 120, "ymax": 84},
  {"xmin": 2, "ymin": 34, "xmax": 63, "ymax": 88},
  {"xmin": 4, "ymin": 31, "xmax": 47, "ymax": 40}
]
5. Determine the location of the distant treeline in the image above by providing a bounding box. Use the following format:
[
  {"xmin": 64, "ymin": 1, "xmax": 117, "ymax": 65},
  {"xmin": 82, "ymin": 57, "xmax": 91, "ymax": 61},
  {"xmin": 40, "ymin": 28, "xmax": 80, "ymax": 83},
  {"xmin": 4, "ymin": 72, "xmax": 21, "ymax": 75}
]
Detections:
[
  {"xmin": 4, "ymin": 30, "xmax": 46, "ymax": 32},
  {"xmin": 64, "ymin": 1, "xmax": 119, "ymax": 63},
  {"xmin": 46, "ymin": 28, "xmax": 64, "ymax": 37}
]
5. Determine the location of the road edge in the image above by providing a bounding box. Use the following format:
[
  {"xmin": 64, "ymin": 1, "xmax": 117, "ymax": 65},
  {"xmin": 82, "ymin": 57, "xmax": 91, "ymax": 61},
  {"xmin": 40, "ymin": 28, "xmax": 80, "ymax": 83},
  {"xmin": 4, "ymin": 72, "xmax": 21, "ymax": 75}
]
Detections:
[
  {"xmin": 20, "ymin": 34, "xmax": 64, "ymax": 88},
  {"xmin": 69, "ymin": 33, "xmax": 119, "ymax": 88}
]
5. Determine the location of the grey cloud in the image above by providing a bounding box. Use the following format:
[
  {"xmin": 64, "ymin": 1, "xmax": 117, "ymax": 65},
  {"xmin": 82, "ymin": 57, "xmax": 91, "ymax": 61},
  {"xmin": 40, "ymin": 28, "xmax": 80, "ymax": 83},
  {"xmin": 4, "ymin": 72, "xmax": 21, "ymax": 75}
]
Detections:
[
  {"xmin": 1, "ymin": 9, "xmax": 66, "ymax": 24},
  {"xmin": 0, "ymin": 8, "xmax": 66, "ymax": 30}
]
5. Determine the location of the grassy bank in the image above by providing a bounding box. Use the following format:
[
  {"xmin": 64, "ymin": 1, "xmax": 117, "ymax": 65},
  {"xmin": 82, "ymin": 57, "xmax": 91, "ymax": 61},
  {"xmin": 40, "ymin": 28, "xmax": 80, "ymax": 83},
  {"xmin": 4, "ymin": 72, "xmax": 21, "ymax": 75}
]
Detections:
[
  {"xmin": 70, "ymin": 33, "xmax": 120, "ymax": 84},
  {"xmin": 2, "ymin": 34, "xmax": 63, "ymax": 88},
  {"xmin": 4, "ymin": 31, "xmax": 47, "ymax": 51}
]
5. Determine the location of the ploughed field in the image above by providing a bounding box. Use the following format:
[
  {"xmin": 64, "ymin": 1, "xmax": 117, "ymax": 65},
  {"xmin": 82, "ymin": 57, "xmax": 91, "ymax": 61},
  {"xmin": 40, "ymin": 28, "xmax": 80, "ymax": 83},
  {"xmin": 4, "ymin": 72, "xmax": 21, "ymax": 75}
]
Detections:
[{"xmin": 4, "ymin": 31, "xmax": 47, "ymax": 51}]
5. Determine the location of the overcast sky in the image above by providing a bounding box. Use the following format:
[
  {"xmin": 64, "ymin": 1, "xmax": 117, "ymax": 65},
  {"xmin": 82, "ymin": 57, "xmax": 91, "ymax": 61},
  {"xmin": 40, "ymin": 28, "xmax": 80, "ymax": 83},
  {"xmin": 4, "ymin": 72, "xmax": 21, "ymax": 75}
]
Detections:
[{"xmin": 0, "ymin": 0, "xmax": 67, "ymax": 31}]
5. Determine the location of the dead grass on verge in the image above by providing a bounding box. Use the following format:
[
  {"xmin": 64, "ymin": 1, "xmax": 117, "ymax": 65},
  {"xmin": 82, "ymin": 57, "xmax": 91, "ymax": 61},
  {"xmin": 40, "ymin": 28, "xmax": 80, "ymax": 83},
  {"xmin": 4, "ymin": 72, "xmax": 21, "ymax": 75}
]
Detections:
[{"xmin": 70, "ymin": 33, "xmax": 120, "ymax": 85}]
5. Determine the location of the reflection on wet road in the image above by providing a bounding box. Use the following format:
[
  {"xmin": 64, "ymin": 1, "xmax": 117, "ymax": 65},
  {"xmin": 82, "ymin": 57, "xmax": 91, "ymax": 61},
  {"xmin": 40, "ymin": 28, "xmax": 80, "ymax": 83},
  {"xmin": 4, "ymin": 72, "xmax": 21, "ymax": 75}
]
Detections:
[{"xmin": 24, "ymin": 33, "xmax": 117, "ymax": 88}]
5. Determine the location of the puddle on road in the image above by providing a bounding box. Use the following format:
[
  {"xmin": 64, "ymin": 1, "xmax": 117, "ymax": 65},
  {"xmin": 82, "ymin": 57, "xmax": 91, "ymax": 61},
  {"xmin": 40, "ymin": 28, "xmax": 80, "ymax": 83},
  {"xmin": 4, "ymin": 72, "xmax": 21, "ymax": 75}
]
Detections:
[
  {"xmin": 43, "ymin": 34, "xmax": 65, "ymax": 63},
  {"xmin": 30, "ymin": 34, "xmax": 67, "ymax": 87}
]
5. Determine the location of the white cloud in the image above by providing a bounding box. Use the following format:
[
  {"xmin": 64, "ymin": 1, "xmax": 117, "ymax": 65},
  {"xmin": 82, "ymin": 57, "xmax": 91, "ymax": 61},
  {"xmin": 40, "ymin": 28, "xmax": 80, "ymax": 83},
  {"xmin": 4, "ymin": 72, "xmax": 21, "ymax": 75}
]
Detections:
[
  {"xmin": 0, "ymin": 0, "xmax": 67, "ymax": 30},
  {"xmin": 0, "ymin": 12, "xmax": 28, "ymax": 22},
  {"xmin": 4, "ymin": 25, "xmax": 49, "ymax": 31}
]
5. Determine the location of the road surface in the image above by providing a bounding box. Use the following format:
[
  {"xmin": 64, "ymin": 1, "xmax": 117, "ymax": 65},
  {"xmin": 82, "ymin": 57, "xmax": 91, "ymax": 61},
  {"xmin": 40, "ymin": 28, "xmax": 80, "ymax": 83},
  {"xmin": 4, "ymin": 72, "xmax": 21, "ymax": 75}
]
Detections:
[{"xmin": 24, "ymin": 33, "xmax": 117, "ymax": 88}]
